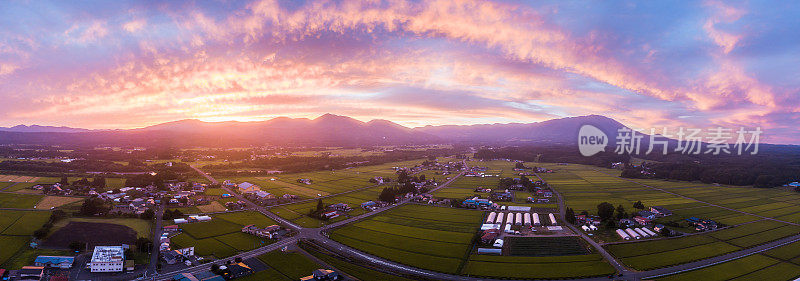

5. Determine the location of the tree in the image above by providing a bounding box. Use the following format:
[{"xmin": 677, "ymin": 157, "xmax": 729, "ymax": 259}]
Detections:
[
  {"xmin": 136, "ymin": 237, "xmax": 153, "ymax": 252},
  {"xmin": 615, "ymin": 204, "xmax": 627, "ymax": 220},
  {"xmin": 519, "ymin": 175, "xmax": 532, "ymax": 188},
  {"xmin": 633, "ymin": 201, "xmax": 645, "ymax": 209},
  {"xmin": 140, "ymin": 209, "xmax": 155, "ymax": 220},
  {"xmin": 92, "ymin": 176, "xmax": 106, "ymax": 190},
  {"xmin": 396, "ymin": 170, "xmax": 410, "ymax": 183},
  {"xmin": 565, "ymin": 208, "xmax": 576, "ymax": 224},
  {"xmin": 80, "ymin": 197, "xmax": 109, "ymax": 216},
  {"xmin": 378, "ymin": 187, "xmax": 397, "ymax": 202},
  {"xmin": 315, "ymin": 199, "xmax": 324, "ymax": 212},
  {"xmin": 597, "ymin": 202, "xmax": 615, "ymax": 221},
  {"xmin": 34, "ymin": 228, "xmax": 49, "ymax": 239},
  {"xmin": 754, "ymin": 175, "xmax": 776, "ymax": 188},
  {"xmin": 51, "ymin": 210, "xmax": 67, "ymax": 222}
]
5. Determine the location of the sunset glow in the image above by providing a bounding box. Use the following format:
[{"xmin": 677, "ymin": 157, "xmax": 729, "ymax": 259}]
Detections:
[{"xmin": 1, "ymin": 0, "xmax": 798, "ymax": 143}]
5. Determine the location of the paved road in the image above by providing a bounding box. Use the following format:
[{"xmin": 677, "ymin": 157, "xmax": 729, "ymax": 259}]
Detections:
[
  {"xmin": 0, "ymin": 182, "xmax": 19, "ymax": 191},
  {"xmin": 190, "ymin": 165, "xmax": 219, "ymax": 184}
]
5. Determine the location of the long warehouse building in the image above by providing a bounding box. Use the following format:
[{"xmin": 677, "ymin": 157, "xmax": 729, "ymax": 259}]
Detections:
[{"xmin": 485, "ymin": 212, "xmax": 497, "ymax": 224}]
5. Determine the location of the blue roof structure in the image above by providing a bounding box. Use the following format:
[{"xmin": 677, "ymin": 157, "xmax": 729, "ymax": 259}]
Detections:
[{"xmin": 34, "ymin": 256, "xmax": 74, "ymax": 265}]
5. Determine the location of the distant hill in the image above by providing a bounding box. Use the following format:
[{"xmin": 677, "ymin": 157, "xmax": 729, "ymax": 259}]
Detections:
[
  {"xmin": 0, "ymin": 124, "xmax": 91, "ymax": 133},
  {"xmin": 415, "ymin": 115, "xmax": 628, "ymax": 144},
  {"xmin": 0, "ymin": 114, "xmax": 441, "ymax": 147},
  {"xmin": 0, "ymin": 114, "xmax": 681, "ymax": 147}
]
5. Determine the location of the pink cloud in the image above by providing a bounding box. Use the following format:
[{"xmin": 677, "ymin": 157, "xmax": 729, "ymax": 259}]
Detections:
[
  {"xmin": 0, "ymin": 63, "xmax": 19, "ymax": 76},
  {"xmin": 123, "ymin": 19, "xmax": 146, "ymax": 33}
]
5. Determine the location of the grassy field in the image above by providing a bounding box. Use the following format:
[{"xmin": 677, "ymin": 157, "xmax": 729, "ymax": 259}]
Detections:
[
  {"xmin": 233, "ymin": 250, "xmax": 323, "ymax": 281},
  {"xmin": 0, "ymin": 235, "xmax": 30, "ymax": 267},
  {"xmin": 1, "ymin": 248, "xmax": 74, "ymax": 270},
  {"xmin": 525, "ymin": 162, "xmax": 800, "ymax": 276},
  {"xmin": 265, "ymin": 158, "xmax": 451, "ymax": 227},
  {"xmin": 0, "ymin": 193, "xmax": 44, "ymax": 208},
  {"xmin": 652, "ymin": 239, "xmax": 800, "ymax": 280},
  {"xmin": 656, "ymin": 254, "xmax": 800, "ymax": 281},
  {"xmin": 463, "ymin": 254, "xmax": 615, "ymax": 279},
  {"xmin": 50, "ymin": 217, "xmax": 152, "ymax": 238},
  {"xmin": 105, "ymin": 177, "xmax": 127, "ymax": 189},
  {"xmin": 35, "ymin": 196, "xmax": 84, "ymax": 209},
  {"xmin": 1, "ymin": 211, "xmax": 51, "ymax": 236},
  {"xmin": 303, "ymin": 244, "xmax": 416, "ymax": 281},
  {"xmin": 331, "ymin": 204, "xmax": 482, "ymax": 274},
  {"xmin": 196, "ymin": 201, "xmax": 227, "ymax": 213},
  {"xmin": 0, "ymin": 210, "xmax": 56, "ymax": 268},
  {"xmin": 170, "ymin": 211, "xmax": 278, "ymax": 259},
  {"xmin": 431, "ymin": 160, "xmax": 559, "ymax": 208}
]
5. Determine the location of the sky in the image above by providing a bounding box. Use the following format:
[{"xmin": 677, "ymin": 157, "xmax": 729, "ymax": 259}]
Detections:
[{"xmin": 0, "ymin": 0, "xmax": 798, "ymax": 143}]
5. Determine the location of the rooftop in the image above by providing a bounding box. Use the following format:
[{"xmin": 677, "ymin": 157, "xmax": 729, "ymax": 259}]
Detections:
[{"xmin": 91, "ymin": 246, "xmax": 125, "ymax": 262}]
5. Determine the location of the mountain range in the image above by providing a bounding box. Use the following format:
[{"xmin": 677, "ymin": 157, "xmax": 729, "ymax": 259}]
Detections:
[{"xmin": 0, "ymin": 114, "xmax": 629, "ymax": 147}]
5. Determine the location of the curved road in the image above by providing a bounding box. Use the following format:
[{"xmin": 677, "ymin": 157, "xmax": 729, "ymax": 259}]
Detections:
[{"xmin": 152, "ymin": 163, "xmax": 800, "ymax": 281}]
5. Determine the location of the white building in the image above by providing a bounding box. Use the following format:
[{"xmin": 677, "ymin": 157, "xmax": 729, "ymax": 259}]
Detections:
[{"xmin": 90, "ymin": 246, "xmax": 125, "ymax": 273}]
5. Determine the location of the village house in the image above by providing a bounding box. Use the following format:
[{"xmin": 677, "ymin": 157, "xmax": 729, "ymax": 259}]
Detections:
[
  {"xmin": 649, "ymin": 206, "xmax": 673, "ymax": 217},
  {"xmin": 618, "ymin": 218, "xmax": 635, "ymax": 228},
  {"xmin": 633, "ymin": 216, "xmax": 651, "ymax": 225},
  {"xmin": 686, "ymin": 217, "xmax": 718, "ymax": 231},
  {"xmin": 241, "ymin": 224, "xmax": 287, "ymax": 239},
  {"xmin": 220, "ymin": 263, "xmax": 254, "ymax": 280},
  {"xmin": 237, "ymin": 182, "xmax": 260, "ymax": 194},
  {"xmin": 162, "ymin": 250, "xmax": 186, "ymax": 265},
  {"xmin": 16, "ymin": 266, "xmax": 44, "ymax": 280},
  {"xmin": 491, "ymin": 190, "xmax": 512, "ymax": 201},
  {"xmin": 637, "ymin": 210, "xmax": 657, "ymax": 220},
  {"xmin": 327, "ymin": 203, "xmax": 351, "ymax": 212},
  {"xmin": 321, "ymin": 211, "xmax": 341, "ymax": 219},
  {"xmin": 33, "ymin": 256, "xmax": 75, "ymax": 269}
]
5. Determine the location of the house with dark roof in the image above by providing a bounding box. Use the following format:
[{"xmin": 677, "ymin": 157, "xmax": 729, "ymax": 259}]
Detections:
[
  {"xmin": 17, "ymin": 266, "xmax": 44, "ymax": 280},
  {"xmin": 220, "ymin": 263, "xmax": 253, "ymax": 280},
  {"xmin": 162, "ymin": 250, "xmax": 185, "ymax": 265},
  {"xmin": 649, "ymin": 206, "xmax": 673, "ymax": 217}
]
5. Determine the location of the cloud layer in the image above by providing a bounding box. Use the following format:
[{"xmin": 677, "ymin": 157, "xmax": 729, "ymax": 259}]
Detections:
[{"xmin": 0, "ymin": 0, "xmax": 798, "ymax": 143}]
